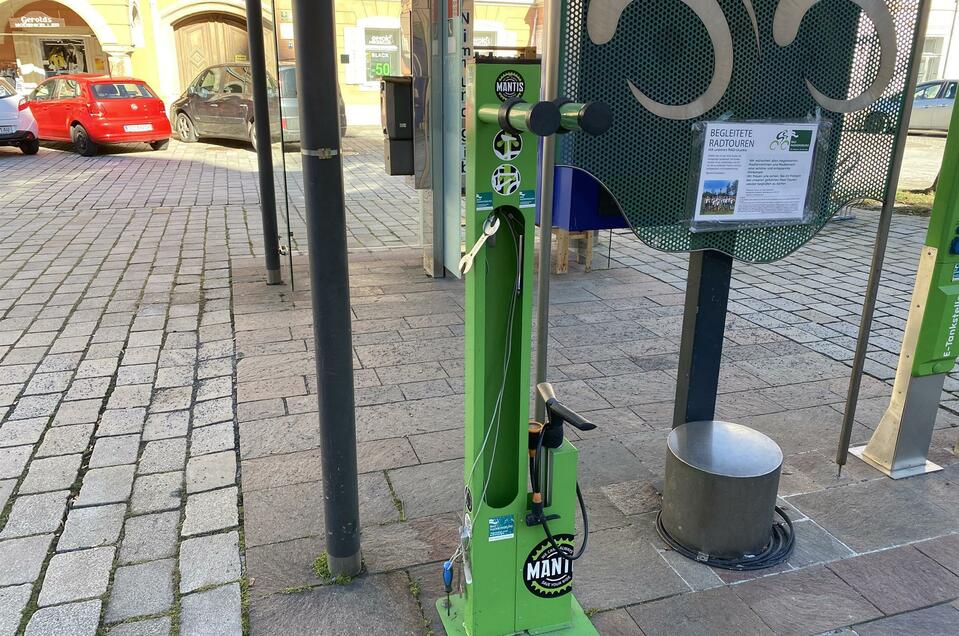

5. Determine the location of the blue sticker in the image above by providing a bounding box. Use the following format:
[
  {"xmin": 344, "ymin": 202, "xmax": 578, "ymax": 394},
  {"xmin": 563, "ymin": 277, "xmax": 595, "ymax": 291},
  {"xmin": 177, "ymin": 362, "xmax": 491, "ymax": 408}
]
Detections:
[
  {"xmin": 519, "ymin": 189, "xmax": 536, "ymax": 209},
  {"xmin": 488, "ymin": 514, "xmax": 514, "ymax": 542},
  {"xmin": 476, "ymin": 192, "xmax": 494, "ymax": 211}
]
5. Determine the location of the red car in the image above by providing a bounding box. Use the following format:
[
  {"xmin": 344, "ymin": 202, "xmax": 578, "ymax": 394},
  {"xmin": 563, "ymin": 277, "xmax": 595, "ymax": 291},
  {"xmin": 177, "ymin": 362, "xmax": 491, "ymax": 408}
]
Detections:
[{"xmin": 25, "ymin": 74, "xmax": 172, "ymax": 156}]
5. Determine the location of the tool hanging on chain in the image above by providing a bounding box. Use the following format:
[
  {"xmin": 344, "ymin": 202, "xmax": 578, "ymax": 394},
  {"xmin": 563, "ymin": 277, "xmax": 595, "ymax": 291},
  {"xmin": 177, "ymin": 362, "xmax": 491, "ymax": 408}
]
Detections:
[{"xmin": 459, "ymin": 214, "xmax": 501, "ymax": 274}]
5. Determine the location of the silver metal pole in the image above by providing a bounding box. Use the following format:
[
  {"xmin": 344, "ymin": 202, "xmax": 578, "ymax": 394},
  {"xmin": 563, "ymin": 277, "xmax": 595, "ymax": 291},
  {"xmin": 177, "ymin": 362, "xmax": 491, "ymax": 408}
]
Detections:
[
  {"xmin": 836, "ymin": 0, "xmax": 932, "ymax": 475},
  {"xmin": 534, "ymin": 0, "xmax": 561, "ymax": 423}
]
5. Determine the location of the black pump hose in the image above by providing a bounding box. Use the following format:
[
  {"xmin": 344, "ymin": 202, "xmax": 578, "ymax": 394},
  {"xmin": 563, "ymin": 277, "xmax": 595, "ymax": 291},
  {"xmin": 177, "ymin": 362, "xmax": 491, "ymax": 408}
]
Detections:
[
  {"xmin": 655, "ymin": 506, "xmax": 795, "ymax": 571},
  {"xmin": 530, "ymin": 428, "xmax": 589, "ymax": 561}
]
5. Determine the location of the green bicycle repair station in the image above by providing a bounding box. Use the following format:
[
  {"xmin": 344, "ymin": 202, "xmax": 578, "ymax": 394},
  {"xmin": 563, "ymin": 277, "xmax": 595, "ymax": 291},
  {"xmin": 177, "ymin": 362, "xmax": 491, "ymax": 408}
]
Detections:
[{"xmin": 374, "ymin": 0, "xmax": 944, "ymax": 632}]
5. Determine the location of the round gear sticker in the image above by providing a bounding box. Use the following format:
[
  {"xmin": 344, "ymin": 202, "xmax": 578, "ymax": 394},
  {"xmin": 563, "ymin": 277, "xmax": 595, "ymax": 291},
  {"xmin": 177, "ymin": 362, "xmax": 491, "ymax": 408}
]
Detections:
[
  {"xmin": 493, "ymin": 130, "xmax": 523, "ymax": 161},
  {"xmin": 494, "ymin": 70, "xmax": 525, "ymax": 101},
  {"xmin": 491, "ymin": 164, "xmax": 521, "ymax": 195},
  {"xmin": 522, "ymin": 535, "xmax": 574, "ymax": 598}
]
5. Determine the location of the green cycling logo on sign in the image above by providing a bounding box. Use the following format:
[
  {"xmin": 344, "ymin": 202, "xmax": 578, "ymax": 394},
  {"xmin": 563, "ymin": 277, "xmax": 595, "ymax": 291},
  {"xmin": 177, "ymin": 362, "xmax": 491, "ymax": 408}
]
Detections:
[
  {"xmin": 492, "ymin": 164, "xmax": 521, "ymax": 195},
  {"xmin": 769, "ymin": 129, "xmax": 812, "ymax": 151},
  {"xmin": 523, "ymin": 535, "xmax": 574, "ymax": 598},
  {"xmin": 493, "ymin": 129, "xmax": 523, "ymax": 161},
  {"xmin": 495, "ymin": 70, "xmax": 525, "ymax": 101}
]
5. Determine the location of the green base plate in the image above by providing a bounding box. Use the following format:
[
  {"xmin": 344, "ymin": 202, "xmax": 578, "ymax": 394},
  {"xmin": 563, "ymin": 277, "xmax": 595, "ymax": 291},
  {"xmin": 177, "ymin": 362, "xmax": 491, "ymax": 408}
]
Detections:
[{"xmin": 436, "ymin": 594, "xmax": 599, "ymax": 636}]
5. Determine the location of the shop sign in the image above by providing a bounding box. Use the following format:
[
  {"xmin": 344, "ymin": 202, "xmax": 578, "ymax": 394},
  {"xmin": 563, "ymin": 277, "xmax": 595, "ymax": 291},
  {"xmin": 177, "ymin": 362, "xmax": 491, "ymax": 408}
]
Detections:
[
  {"xmin": 10, "ymin": 12, "xmax": 65, "ymax": 29},
  {"xmin": 365, "ymin": 29, "xmax": 396, "ymax": 47}
]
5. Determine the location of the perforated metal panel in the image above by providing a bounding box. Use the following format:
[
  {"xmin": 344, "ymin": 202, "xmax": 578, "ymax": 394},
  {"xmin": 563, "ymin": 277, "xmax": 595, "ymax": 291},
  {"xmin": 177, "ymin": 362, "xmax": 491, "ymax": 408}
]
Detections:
[{"xmin": 558, "ymin": 0, "xmax": 922, "ymax": 263}]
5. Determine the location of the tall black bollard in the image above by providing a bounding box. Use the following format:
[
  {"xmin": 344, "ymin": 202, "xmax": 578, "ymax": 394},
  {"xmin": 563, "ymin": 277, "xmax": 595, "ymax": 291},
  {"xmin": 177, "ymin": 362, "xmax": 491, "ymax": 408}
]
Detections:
[
  {"xmin": 289, "ymin": 0, "xmax": 362, "ymax": 576},
  {"xmin": 243, "ymin": 0, "xmax": 282, "ymax": 284}
]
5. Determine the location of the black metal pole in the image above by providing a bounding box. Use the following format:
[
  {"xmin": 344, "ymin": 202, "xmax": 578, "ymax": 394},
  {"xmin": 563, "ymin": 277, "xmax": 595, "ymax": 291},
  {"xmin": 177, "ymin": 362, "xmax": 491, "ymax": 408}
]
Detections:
[
  {"xmin": 290, "ymin": 0, "xmax": 362, "ymax": 576},
  {"xmin": 673, "ymin": 249, "xmax": 733, "ymax": 428},
  {"xmin": 244, "ymin": 0, "xmax": 282, "ymax": 284}
]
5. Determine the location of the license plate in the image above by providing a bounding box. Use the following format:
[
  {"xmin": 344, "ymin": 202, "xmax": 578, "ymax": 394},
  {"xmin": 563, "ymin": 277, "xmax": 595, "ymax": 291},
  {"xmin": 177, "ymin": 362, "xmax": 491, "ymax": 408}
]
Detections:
[
  {"xmin": 124, "ymin": 124, "xmax": 153, "ymax": 132},
  {"xmin": 0, "ymin": 126, "xmax": 15, "ymax": 135}
]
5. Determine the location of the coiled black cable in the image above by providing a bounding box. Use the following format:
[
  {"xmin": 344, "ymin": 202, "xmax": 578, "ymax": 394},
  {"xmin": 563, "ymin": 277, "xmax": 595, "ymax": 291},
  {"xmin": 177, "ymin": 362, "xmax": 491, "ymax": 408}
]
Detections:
[
  {"xmin": 655, "ymin": 506, "xmax": 795, "ymax": 571},
  {"xmin": 530, "ymin": 427, "xmax": 590, "ymax": 561}
]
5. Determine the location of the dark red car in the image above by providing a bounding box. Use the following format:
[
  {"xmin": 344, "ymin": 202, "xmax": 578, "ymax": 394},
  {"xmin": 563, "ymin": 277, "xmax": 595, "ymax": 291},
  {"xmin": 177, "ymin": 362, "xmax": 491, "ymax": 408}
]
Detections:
[{"xmin": 25, "ymin": 74, "xmax": 172, "ymax": 156}]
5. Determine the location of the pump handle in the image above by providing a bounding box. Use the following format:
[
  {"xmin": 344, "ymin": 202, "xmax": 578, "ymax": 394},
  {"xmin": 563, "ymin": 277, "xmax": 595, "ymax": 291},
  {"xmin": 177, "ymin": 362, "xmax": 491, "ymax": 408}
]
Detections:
[{"xmin": 536, "ymin": 382, "xmax": 596, "ymax": 432}]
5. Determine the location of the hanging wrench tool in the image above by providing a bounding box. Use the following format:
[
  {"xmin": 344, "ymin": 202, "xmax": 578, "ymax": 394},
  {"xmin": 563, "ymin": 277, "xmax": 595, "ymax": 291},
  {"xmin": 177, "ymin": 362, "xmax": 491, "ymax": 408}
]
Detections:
[{"xmin": 458, "ymin": 215, "xmax": 501, "ymax": 274}]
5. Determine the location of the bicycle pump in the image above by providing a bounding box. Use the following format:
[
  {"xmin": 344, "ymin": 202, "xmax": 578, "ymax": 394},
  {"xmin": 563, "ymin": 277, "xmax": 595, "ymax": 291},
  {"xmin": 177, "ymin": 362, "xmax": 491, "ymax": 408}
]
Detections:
[{"xmin": 437, "ymin": 54, "xmax": 610, "ymax": 636}]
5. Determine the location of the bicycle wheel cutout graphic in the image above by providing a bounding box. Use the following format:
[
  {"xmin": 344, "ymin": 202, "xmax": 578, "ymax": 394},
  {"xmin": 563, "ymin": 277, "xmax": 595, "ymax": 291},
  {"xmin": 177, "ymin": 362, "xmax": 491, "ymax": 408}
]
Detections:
[{"xmin": 492, "ymin": 164, "xmax": 521, "ymax": 195}]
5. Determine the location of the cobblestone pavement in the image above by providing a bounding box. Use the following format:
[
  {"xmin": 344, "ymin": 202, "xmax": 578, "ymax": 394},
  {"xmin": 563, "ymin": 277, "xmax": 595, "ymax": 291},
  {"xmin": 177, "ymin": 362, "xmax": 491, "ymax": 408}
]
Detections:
[{"xmin": 0, "ymin": 132, "xmax": 957, "ymax": 636}]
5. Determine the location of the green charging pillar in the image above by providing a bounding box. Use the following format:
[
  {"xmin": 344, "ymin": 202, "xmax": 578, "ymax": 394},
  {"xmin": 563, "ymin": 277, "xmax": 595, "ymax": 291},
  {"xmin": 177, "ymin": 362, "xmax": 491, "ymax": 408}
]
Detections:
[
  {"xmin": 438, "ymin": 56, "xmax": 609, "ymax": 636},
  {"xmin": 851, "ymin": 104, "xmax": 959, "ymax": 478}
]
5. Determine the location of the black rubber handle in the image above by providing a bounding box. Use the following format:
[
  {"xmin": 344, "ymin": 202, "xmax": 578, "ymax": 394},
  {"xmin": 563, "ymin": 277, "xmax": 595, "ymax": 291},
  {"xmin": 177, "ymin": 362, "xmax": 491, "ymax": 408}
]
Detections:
[{"xmin": 547, "ymin": 399, "xmax": 596, "ymax": 432}]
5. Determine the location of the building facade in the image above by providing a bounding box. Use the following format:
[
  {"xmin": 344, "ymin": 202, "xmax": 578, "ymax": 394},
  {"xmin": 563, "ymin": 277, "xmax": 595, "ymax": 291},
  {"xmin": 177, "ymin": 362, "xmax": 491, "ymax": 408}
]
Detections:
[{"xmin": 0, "ymin": 0, "xmax": 539, "ymax": 124}]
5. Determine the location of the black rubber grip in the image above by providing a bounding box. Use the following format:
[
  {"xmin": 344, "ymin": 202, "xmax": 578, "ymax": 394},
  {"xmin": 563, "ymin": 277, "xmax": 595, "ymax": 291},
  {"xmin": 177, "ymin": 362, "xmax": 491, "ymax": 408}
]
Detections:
[{"xmin": 548, "ymin": 400, "xmax": 596, "ymax": 431}]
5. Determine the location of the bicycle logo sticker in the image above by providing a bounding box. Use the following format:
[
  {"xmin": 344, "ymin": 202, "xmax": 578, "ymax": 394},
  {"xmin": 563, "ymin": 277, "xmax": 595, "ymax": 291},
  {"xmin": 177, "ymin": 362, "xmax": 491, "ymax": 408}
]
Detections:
[
  {"xmin": 493, "ymin": 129, "xmax": 523, "ymax": 161},
  {"xmin": 523, "ymin": 535, "xmax": 574, "ymax": 598},
  {"xmin": 492, "ymin": 164, "xmax": 521, "ymax": 195}
]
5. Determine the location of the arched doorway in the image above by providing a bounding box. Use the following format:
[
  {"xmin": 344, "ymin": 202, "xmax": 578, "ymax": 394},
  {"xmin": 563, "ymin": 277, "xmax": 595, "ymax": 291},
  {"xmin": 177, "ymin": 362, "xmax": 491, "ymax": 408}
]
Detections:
[
  {"xmin": 173, "ymin": 13, "xmax": 248, "ymax": 90},
  {"xmin": 0, "ymin": 0, "xmax": 110, "ymax": 91}
]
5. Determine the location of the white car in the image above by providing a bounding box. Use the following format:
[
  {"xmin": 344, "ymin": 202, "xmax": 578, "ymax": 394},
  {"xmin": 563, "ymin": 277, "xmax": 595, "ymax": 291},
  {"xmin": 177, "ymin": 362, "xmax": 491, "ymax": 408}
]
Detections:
[{"xmin": 0, "ymin": 77, "xmax": 39, "ymax": 155}]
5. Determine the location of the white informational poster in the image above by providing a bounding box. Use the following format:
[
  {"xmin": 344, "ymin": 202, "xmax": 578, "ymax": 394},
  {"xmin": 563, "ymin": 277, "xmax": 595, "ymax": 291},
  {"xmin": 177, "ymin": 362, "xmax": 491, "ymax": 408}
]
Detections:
[{"xmin": 692, "ymin": 122, "xmax": 819, "ymax": 228}]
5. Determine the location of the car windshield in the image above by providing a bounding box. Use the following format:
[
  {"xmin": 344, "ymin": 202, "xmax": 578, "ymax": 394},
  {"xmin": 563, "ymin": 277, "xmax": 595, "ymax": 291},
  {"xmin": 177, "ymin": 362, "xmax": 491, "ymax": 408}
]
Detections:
[
  {"xmin": 0, "ymin": 79, "xmax": 14, "ymax": 98},
  {"xmin": 91, "ymin": 82, "xmax": 154, "ymax": 99}
]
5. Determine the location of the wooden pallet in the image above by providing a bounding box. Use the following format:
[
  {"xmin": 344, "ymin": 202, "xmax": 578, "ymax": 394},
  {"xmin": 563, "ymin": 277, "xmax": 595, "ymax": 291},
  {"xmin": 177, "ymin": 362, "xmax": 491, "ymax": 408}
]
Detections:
[{"xmin": 552, "ymin": 229, "xmax": 593, "ymax": 274}]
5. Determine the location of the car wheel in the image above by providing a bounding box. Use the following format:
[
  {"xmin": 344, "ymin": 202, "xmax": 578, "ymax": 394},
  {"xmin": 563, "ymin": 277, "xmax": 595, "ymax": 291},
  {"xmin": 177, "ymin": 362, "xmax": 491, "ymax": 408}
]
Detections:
[
  {"xmin": 176, "ymin": 112, "xmax": 198, "ymax": 143},
  {"xmin": 248, "ymin": 121, "xmax": 257, "ymax": 151},
  {"xmin": 150, "ymin": 139, "xmax": 170, "ymax": 151},
  {"xmin": 20, "ymin": 139, "xmax": 40, "ymax": 155},
  {"xmin": 864, "ymin": 112, "xmax": 887, "ymax": 134},
  {"xmin": 71, "ymin": 125, "xmax": 98, "ymax": 157}
]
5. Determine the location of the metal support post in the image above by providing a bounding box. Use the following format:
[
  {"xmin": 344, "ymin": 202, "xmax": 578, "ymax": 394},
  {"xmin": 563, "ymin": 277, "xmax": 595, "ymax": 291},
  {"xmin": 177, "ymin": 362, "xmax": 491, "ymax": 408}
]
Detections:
[
  {"xmin": 243, "ymin": 0, "xmax": 282, "ymax": 285},
  {"xmin": 534, "ymin": 0, "xmax": 561, "ymax": 423},
  {"xmin": 836, "ymin": 0, "xmax": 932, "ymax": 473},
  {"xmin": 290, "ymin": 0, "xmax": 362, "ymax": 576},
  {"xmin": 673, "ymin": 249, "xmax": 733, "ymax": 428}
]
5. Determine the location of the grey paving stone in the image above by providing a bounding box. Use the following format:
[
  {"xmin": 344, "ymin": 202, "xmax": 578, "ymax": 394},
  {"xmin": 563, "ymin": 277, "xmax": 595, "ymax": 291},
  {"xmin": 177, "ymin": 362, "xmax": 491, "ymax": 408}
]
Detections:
[
  {"xmin": 248, "ymin": 572, "xmax": 424, "ymax": 636},
  {"xmin": 130, "ymin": 471, "xmax": 183, "ymax": 514},
  {"xmin": 628, "ymin": 587, "xmax": 772, "ymax": 636},
  {"xmin": 97, "ymin": 408, "xmax": 147, "ymax": 438},
  {"xmin": 119, "ymin": 511, "xmax": 180, "ymax": 564},
  {"xmin": 58, "ymin": 503, "xmax": 126, "ymax": 550},
  {"xmin": 107, "ymin": 617, "xmax": 172, "ymax": 636},
  {"xmin": 0, "ymin": 534, "xmax": 53, "ymax": 585},
  {"xmin": 180, "ymin": 583, "xmax": 242, "ymax": 636},
  {"xmin": 38, "ymin": 546, "xmax": 114, "ymax": 606},
  {"xmin": 24, "ymin": 599, "xmax": 101, "ymax": 636},
  {"xmin": 138, "ymin": 437, "xmax": 187, "ymax": 474},
  {"xmin": 0, "ymin": 479, "xmax": 14, "ymax": 512},
  {"xmin": 786, "ymin": 477, "xmax": 958, "ymax": 552},
  {"xmin": 106, "ymin": 558, "xmax": 175, "ymax": 623},
  {"xmin": 0, "ymin": 584, "xmax": 31, "ymax": 636},
  {"xmin": 0, "ymin": 417, "xmax": 46, "ymax": 447},
  {"xmin": 76, "ymin": 464, "xmax": 136, "ymax": 506},
  {"xmin": 143, "ymin": 410, "xmax": 189, "ymax": 441},
  {"xmin": 11, "ymin": 393, "xmax": 61, "ymax": 420},
  {"xmin": 18, "ymin": 453, "xmax": 82, "ymax": 494},
  {"xmin": 387, "ymin": 459, "xmax": 462, "ymax": 519},
  {"xmin": 0, "ymin": 490, "xmax": 69, "ymax": 539},
  {"xmin": 733, "ymin": 565, "xmax": 881, "ymax": 636},
  {"xmin": 178, "ymin": 531, "xmax": 241, "ymax": 593},
  {"xmin": 37, "ymin": 423, "xmax": 94, "ymax": 457},
  {"xmin": 0, "ymin": 445, "xmax": 32, "ymax": 479},
  {"xmin": 240, "ymin": 449, "xmax": 323, "ymax": 492},
  {"xmin": 190, "ymin": 421, "xmax": 235, "ymax": 456},
  {"xmin": 89, "ymin": 434, "xmax": 141, "ymax": 468},
  {"xmin": 186, "ymin": 451, "xmax": 236, "ymax": 493},
  {"xmin": 192, "ymin": 397, "xmax": 234, "ymax": 427},
  {"xmin": 244, "ymin": 535, "xmax": 326, "ymax": 597},
  {"xmin": 827, "ymin": 545, "xmax": 959, "ymax": 615},
  {"xmin": 182, "ymin": 486, "xmax": 239, "ymax": 536},
  {"xmin": 855, "ymin": 603, "xmax": 959, "ymax": 636},
  {"xmin": 588, "ymin": 609, "xmax": 644, "ymax": 635},
  {"xmin": 915, "ymin": 533, "xmax": 959, "ymax": 577}
]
